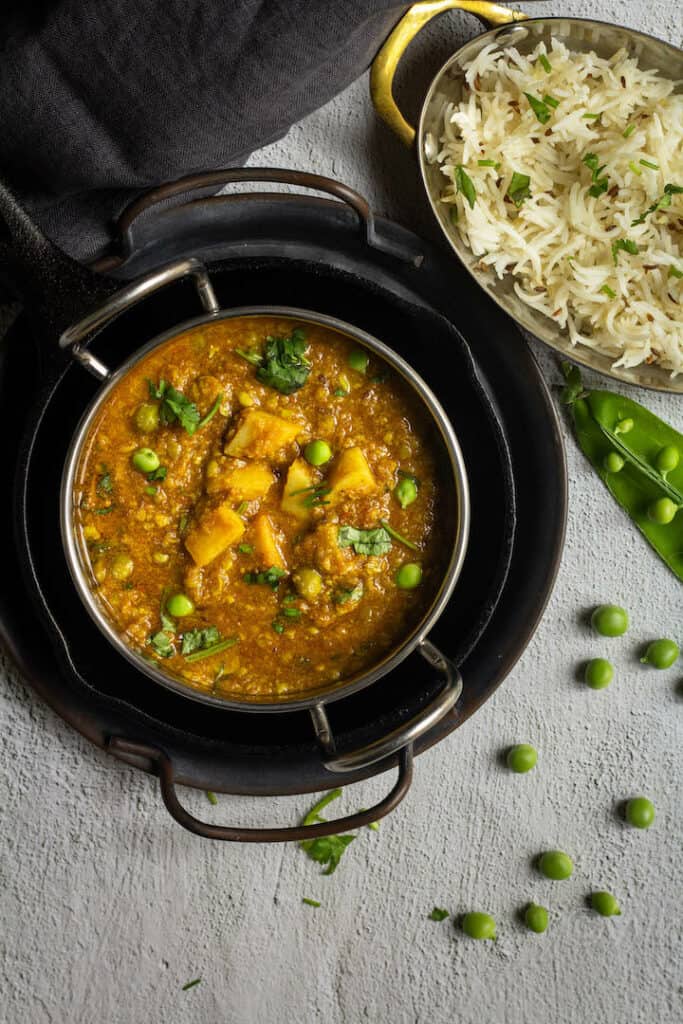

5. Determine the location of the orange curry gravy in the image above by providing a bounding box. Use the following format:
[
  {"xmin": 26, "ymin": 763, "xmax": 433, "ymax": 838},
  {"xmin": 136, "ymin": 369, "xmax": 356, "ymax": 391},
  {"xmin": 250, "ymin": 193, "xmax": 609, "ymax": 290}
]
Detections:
[{"xmin": 73, "ymin": 316, "xmax": 451, "ymax": 699}]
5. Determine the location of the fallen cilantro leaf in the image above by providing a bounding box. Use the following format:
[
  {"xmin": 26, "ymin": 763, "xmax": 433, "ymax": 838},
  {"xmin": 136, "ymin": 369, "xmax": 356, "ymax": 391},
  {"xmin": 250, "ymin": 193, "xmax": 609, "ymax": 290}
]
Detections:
[
  {"xmin": 429, "ymin": 907, "xmax": 450, "ymax": 922},
  {"xmin": 150, "ymin": 631, "xmax": 174, "ymax": 658},
  {"xmin": 300, "ymin": 788, "xmax": 356, "ymax": 875},
  {"xmin": 560, "ymin": 362, "xmax": 587, "ymax": 405},
  {"xmin": 182, "ymin": 978, "xmax": 201, "ymax": 991},
  {"xmin": 302, "ymin": 898, "xmax": 321, "ymax": 908}
]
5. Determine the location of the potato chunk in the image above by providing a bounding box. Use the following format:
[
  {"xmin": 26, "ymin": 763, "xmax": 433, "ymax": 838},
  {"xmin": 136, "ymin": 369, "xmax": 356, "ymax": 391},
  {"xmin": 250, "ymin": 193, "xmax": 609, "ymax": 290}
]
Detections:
[
  {"xmin": 225, "ymin": 408, "xmax": 300, "ymax": 459},
  {"xmin": 206, "ymin": 458, "xmax": 275, "ymax": 500},
  {"xmin": 252, "ymin": 513, "xmax": 286, "ymax": 570},
  {"xmin": 328, "ymin": 447, "xmax": 376, "ymax": 503},
  {"xmin": 184, "ymin": 502, "xmax": 245, "ymax": 567},
  {"xmin": 281, "ymin": 458, "xmax": 317, "ymax": 520}
]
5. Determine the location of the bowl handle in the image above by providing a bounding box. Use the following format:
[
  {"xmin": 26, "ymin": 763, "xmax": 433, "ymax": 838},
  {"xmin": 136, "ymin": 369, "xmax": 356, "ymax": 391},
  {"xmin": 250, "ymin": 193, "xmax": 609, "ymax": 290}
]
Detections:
[
  {"xmin": 316, "ymin": 639, "xmax": 462, "ymax": 772},
  {"xmin": 107, "ymin": 737, "xmax": 413, "ymax": 843},
  {"xmin": 370, "ymin": 1, "xmax": 527, "ymax": 148},
  {"xmin": 58, "ymin": 256, "xmax": 219, "ymax": 379}
]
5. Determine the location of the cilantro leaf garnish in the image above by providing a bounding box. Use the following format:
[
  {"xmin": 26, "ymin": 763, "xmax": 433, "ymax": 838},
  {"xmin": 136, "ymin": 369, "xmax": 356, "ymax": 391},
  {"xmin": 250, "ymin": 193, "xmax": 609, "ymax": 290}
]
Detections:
[
  {"xmin": 257, "ymin": 330, "xmax": 311, "ymax": 394},
  {"xmin": 428, "ymin": 907, "xmax": 450, "ymax": 921},
  {"xmin": 148, "ymin": 379, "xmax": 200, "ymax": 435},
  {"xmin": 243, "ymin": 566, "xmax": 288, "ymax": 589},
  {"xmin": 300, "ymin": 789, "xmax": 356, "ymax": 876},
  {"xmin": 523, "ymin": 92, "xmax": 551, "ymax": 125},
  {"xmin": 454, "ymin": 165, "xmax": 476, "ymax": 209},
  {"xmin": 631, "ymin": 183, "xmax": 683, "ymax": 226},
  {"xmin": 379, "ymin": 518, "xmax": 420, "ymax": 552},
  {"xmin": 96, "ymin": 470, "xmax": 113, "ymax": 496},
  {"xmin": 150, "ymin": 631, "xmax": 174, "ymax": 658},
  {"xmin": 507, "ymin": 171, "xmax": 531, "ymax": 208},
  {"xmin": 538, "ymin": 53, "xmax": 552, "ymax": 74},
  {"xmin": 582, "ymin": 152, "xmax": 609, "ymax": 198},
  {"xmin": 181, "ymin": 626, "xmax": 221, "ymax": 656},
  {"xmin": 147, "ymin": 465, "xmax": 167, "ymax": 483},
  {"xmin": 184, "ymin": 637, "xmax": 239, "ymax": 663},
  {"xmin": 333, "ymin": 582, "xmax": 364, "ymax": 605},
  {"xmin": 337, "ymin": 525, "xmax": 392, "ymax": 556},
  {"xmin": 611, "ymin": 238, "xmax": 639, "ymax": 265}
]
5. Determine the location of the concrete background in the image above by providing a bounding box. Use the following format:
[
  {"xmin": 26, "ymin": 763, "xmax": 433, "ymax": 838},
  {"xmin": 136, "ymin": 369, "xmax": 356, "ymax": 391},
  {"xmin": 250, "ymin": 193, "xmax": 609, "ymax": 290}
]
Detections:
[{"xmin": 1, "ymin": 2, "xmax": 681, "ymax": 1022}]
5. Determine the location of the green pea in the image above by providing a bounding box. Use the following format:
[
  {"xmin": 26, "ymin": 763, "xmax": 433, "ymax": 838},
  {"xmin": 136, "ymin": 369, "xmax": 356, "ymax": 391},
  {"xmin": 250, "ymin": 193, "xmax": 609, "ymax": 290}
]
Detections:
[
  {"xmin": 461, "ymin": 912, "xmax": 496, "ymax": 940},
  {"xmin": 614, "ymin": 417, "xmax": 634, "ymax": 435},
  {"xmin": 134, "ymin": 402, "xmax": 160, "ymax": 433},
  {"xmin": 591, "ymin": 891, "xmax": 621, "ymax": 917},
  {"xmin": 524, "ymin": 903, "xmax": 548, "ymax": 934},
  {"xmin": 396, "ymin": 563, "xmax": 422, "ymax": 589},
  {"xmin": 603, "ymin": 452, "xmax": 625, "ymax": 473},
  {"xmin": 647, "ymin": 497, "xmax": 679, "ymax": 525},
  {"xmin": 394, "ymin": 476, "xmax": 418, "ymax": 509},
  {"xmin": 348, "ymin": 349, "xmax": 369, "ymax": 374},
  {"xmin": 625, "ymin": 796, "xmax": 655, "ymax": 829},
  {"xmin": 641, "ymin": 638, "xmax": 679, "ymax": 669},
  {"xmin": 166, "ymin": 592, "xmax": 195, "ymax": 618},
  {"xmin": 538, "ymin": 850, "xmax": 573, "ymax": 880},
  {"xmin": 506, "ymin": 743, "xmax": 537, "ymax": 773},
  {"xmin": 132, "ymin": 447, "xmax": 160, "ymax": 474},
  {"xmin": 304, "ymin": 439, "xmax": 332, "ymax": 467},
  {"xmin": 591, "ymin": 604, "xmax": 628, "ymax": 637},
  {"xmin": 584, "ymin": 657, "xmax": 614, "ymax": 689},
  {"xmin": 655, "ymin": 445, "xmax": 679, "ymax": 475}
]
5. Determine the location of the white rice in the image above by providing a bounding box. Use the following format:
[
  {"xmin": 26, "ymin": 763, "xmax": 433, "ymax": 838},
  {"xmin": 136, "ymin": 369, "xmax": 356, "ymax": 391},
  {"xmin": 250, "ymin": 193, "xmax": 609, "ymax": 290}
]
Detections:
[{"xmin": 426, "ymin": 39, "xmax": 683, "ymax": 375}]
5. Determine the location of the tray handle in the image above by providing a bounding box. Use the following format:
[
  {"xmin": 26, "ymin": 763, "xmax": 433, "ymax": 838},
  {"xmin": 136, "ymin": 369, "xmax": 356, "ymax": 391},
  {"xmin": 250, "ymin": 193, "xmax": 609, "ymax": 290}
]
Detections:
[
  {"xmin": 108, "ymin": 737, "xmax": 413, "ymax": 843},
  {"xmin": 370, "ymin": 1, "xmax": 527, "ymax": 148},
  {"xmin": 114, "ymin": 168, "xmax": 421, "ymax": 266}
]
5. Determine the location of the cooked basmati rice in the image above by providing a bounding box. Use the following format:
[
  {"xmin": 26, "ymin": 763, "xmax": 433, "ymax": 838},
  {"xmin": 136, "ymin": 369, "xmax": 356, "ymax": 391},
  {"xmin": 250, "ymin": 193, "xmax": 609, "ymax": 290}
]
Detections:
[{"xmin": 427, "ymin": 39, "xmax": 683, "ymax": 375}]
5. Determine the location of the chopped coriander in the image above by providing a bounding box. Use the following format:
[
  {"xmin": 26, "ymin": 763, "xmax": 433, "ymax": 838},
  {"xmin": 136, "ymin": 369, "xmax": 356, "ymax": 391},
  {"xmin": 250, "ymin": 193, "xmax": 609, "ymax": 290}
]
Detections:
[
  {"xmin": 181, "ymin": 626, "xmax": 222, "ymax": 656},
  {"xmin": 337, "ymin": 525, "xmax": 392, "ymax": 556},
  {"xmin": 197, "ymin": 394, "xmax": 223, "ymax": 428},
  {"xmin": 182, "ymin": 979, "xmax": 201, "ymax": 991},
  {"xmin": 599, "ymin": 283, "xmax": 616, "ymax": 299},
  {"xmin": 300, "ymin": 789, "xmax": 356, "ymax": 875},
  {"xmin": 538, "ymin": 53, "xmax": 552, "ymax": 74},
  {"xmin": 96, "ymin": 470, "xmax": 113, "ymax": 496},
  {"xmin": 542, "ymin": 94, "xmax": 559, "ymax": 109},
  {"xmin": 333, "ymin": 582, "xmax": 364, "ymax": 605},
  {"xmin": 234, "ymin": 348, "xmax": 262, "ymax": 365},
  {"xmin": 628, "ymin": 161, "xmax": 643, "ymax": 176},
  {"xmin": 429, "ymin": 907, "xmax": 450, "ymax": 922},
  {"xmin": 623, "ymin": 123, "xmax": 636, "ymax": 138},
  {"xmin": 582, "ymin": 152, "xmax": 609, "ymax": 198},
  {"xmin": 145, "ymin": 485, "xmax": 157, "ymax": 496},
  {"xmin": 150, "ymin": 631, "xmax": 174, "ymax": 658},
  {"xmin": 282, "ymin": 594, "xmax": 297, "ymax": 605},
  {"xmin": 238, "ymin": 543, "xmax": 253, "ymax": 554},
  {"xmin": 94, "ymin": 506, "xmax": 115, "ymax": 515},
  {"xmin": 524, "ymin": 92, "xmax": 552, "ymax": 125},
  {"xmin": 639, "ymin": 159, "xmax": 659, "ymax": 171},
  {"xmin": 507, "ymin": 171, "xmax": 531, "ymax": 208},
  {"xmin": 379, "ymin": 519, "xmax": 420, "ymax": 552},
  {"xmin": 477, "ymin": 159, "xmax": 500, "ymax": 168},
  {"xmin": 147, "ymin": 465, "xmax": 167, "ymax": 482},
  {"xmin": 243, "ymin": 566, "xmax": 287, "ymax": 589},
  {"xmin": 272, "ymin": 620, "xmax": 285, "ymax": 635},
  {"xmin": 333, "ymin": 387, "xmax": 348, "ymax": 397},
  {"xmin": 612, "ymin": 238, "xmax": 639, "ymax": 265},
  {"xmin": 147, "ymin": 380, "xmax": 200, "ymax": 435},
  {"xmin": 302, "ymin": 898, "xmax": 321, "ymax": 908},
  {"xmin": 582, "ymin": 112, "xmax": 601, "ymax": 120},
  {"xmin": 179, "ymin": 513, "xmax": 189, "ymax": 533},
  {"xmin": 454, "ymin": 164, "xmax": 476, "ymax": 208},
  {"xmin": 282, "ymin": 607, "xmax": 301, "ymax": 619},
  {"xmin": 184, "ymin": 637, "xmax": 239, "ymax": 663},
  {"xmin": 206, "ymin": 791, "xmax": 218, "ymax": 806},
  {"xmin": 257, "ymin": 330, "xmax": 311, "ymax": 394},
  {"xmin": 669, "ymin": 265, "xmax": 683, "ymax": 279},
  {"xmin": 630, "ymin": 185, "xmax": 681, "ymax": 225}
]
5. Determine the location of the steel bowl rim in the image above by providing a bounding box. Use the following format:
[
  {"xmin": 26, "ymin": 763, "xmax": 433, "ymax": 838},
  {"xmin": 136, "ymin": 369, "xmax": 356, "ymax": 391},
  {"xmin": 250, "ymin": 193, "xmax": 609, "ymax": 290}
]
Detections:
[
  {"xmin": 60, "ymin": 305, "xmax": 470, "ymax": 714},
  {"xmin": 415, "ymin": 15, "xmax": 683, "ymax": 394}
]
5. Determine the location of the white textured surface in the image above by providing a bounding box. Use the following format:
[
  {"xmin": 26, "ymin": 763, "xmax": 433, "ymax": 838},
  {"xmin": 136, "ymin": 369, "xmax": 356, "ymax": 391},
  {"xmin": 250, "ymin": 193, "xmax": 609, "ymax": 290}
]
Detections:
[{"xmin": 1, "ymin": 4, "xmax": 682, "ymax": 1023}]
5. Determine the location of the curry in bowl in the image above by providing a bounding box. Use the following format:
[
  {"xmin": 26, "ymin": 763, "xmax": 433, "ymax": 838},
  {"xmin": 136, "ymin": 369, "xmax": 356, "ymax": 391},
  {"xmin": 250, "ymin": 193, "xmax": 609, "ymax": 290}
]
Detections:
[{"xmin": 71, "ymin": 315, "xmax": 453, "ymax": 700}]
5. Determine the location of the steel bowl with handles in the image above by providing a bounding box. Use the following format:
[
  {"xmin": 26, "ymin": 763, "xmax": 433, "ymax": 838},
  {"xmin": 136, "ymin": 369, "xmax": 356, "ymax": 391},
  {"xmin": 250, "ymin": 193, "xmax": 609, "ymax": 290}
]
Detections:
[
  {"xmin": 59, "ymin": 257, "xmax": 470, "ymax": 785},
  {"xmin": 371, "ymin": 1, "xmax": 683, "ymax": 394}
]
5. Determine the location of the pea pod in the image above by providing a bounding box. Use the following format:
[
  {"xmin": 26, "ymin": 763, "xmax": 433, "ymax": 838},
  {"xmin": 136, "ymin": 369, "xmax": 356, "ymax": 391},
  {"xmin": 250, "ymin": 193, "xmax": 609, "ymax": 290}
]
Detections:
[{"xmin": 562, "ymin": 364, "xmax": 683, "ymax": 583}]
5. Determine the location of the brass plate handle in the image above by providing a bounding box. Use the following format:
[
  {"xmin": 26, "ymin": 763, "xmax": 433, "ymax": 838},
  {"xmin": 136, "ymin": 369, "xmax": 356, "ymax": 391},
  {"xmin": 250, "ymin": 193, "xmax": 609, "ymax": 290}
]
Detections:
[{"xmin": 370, "ymin": 1, "xmax": 528, "ymax": 148}]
